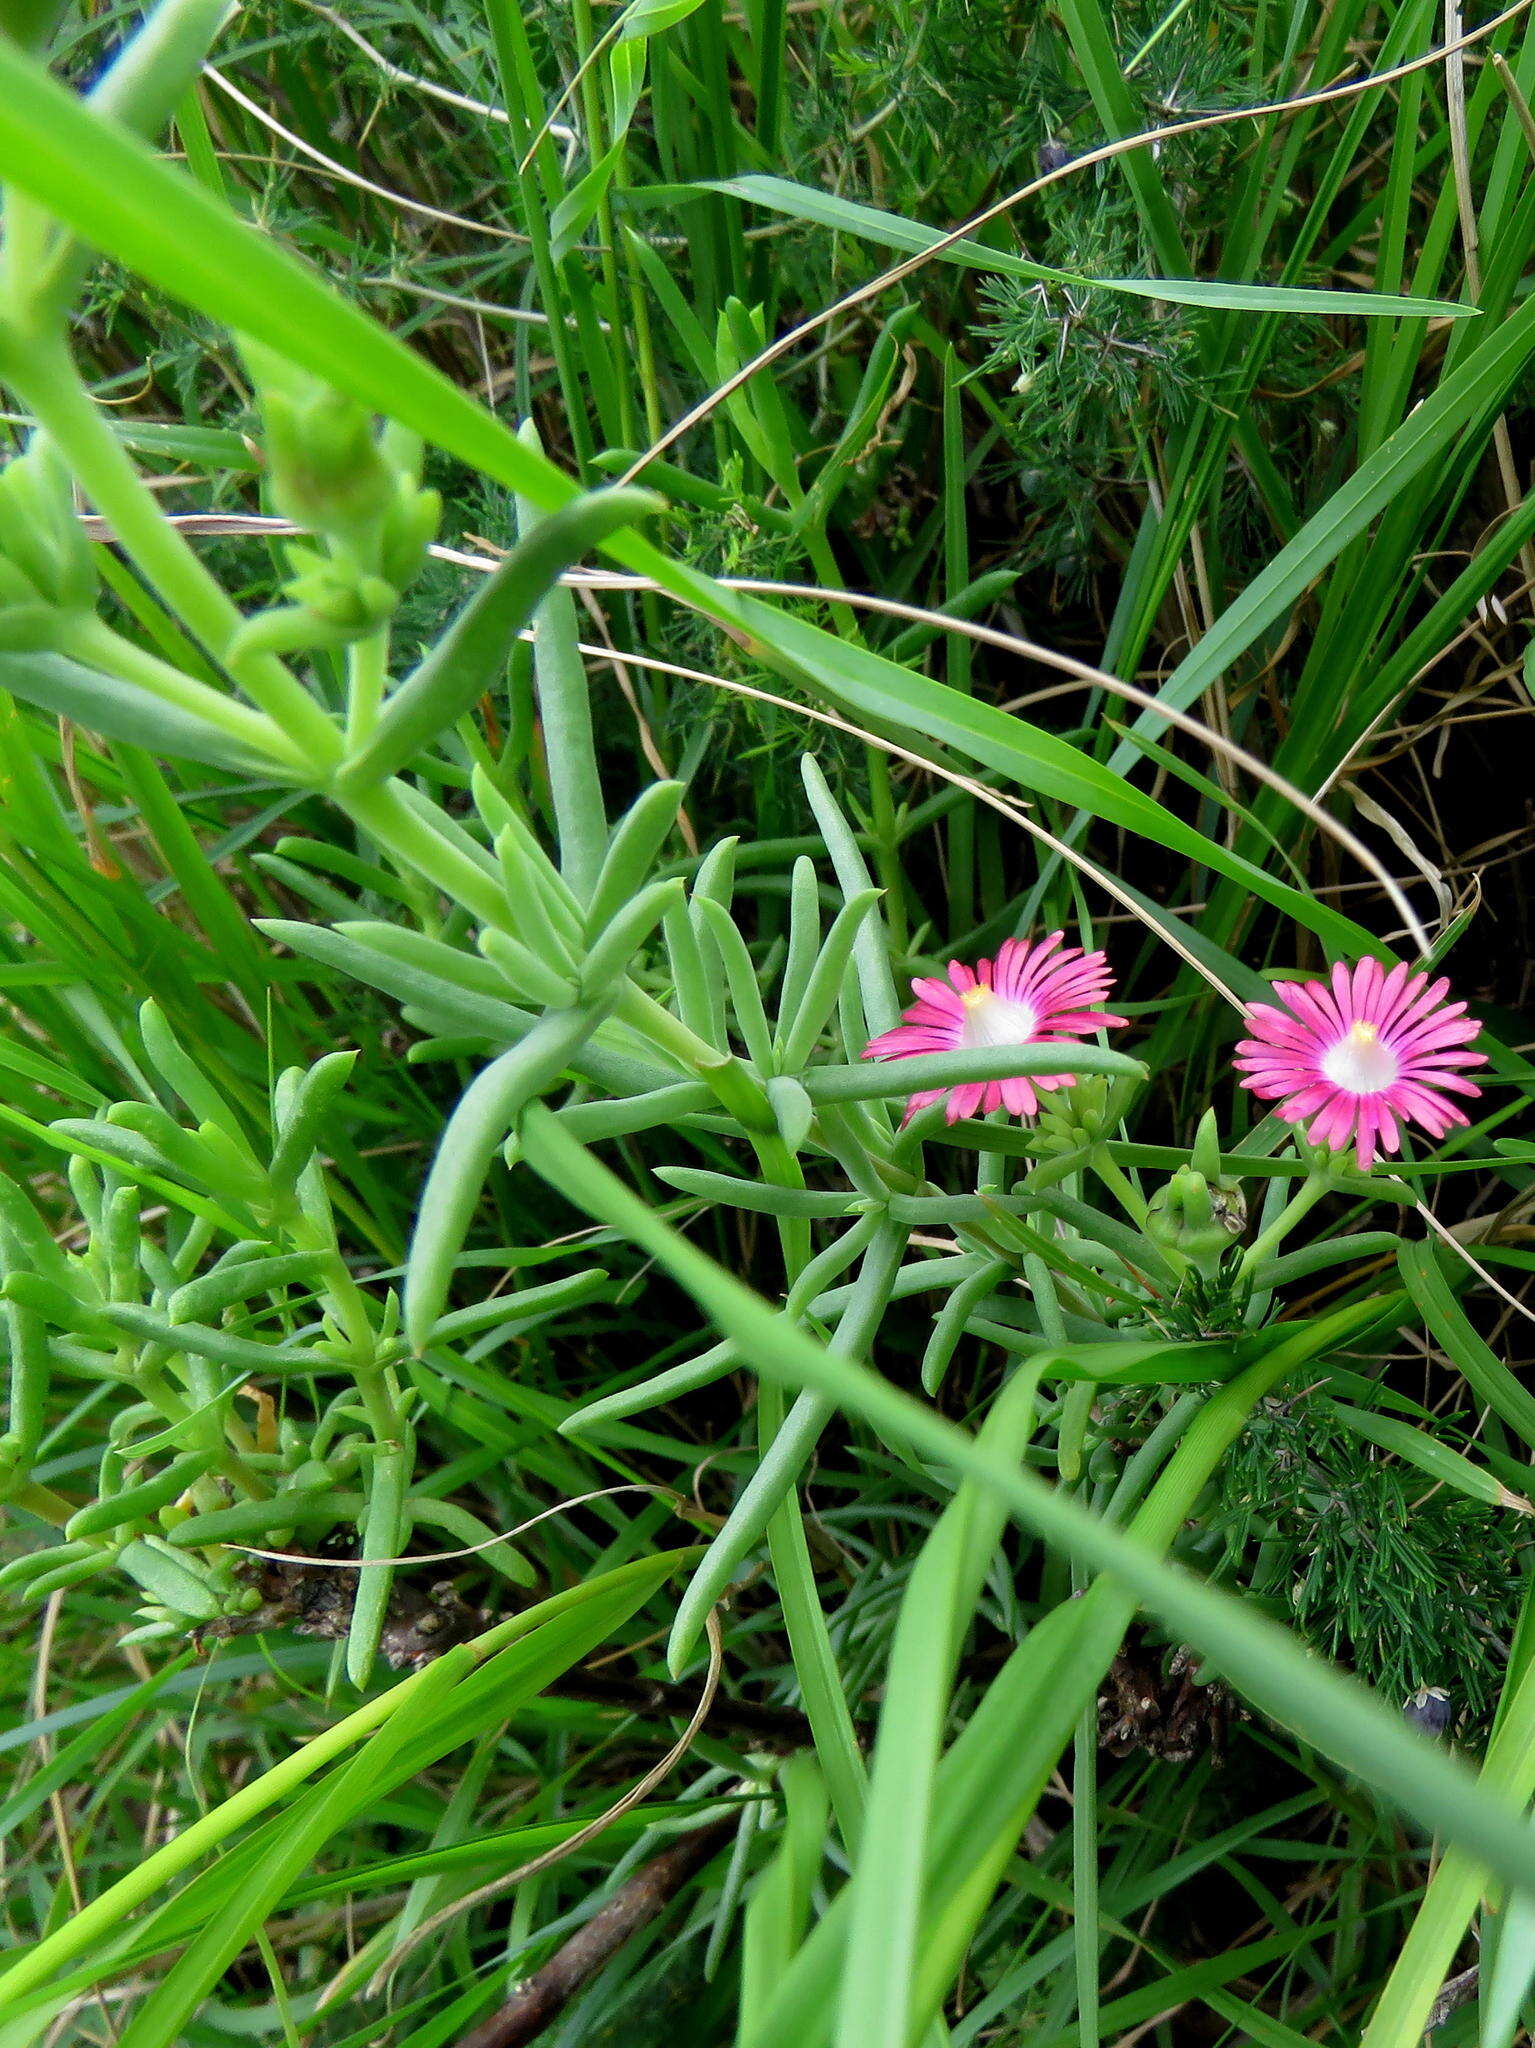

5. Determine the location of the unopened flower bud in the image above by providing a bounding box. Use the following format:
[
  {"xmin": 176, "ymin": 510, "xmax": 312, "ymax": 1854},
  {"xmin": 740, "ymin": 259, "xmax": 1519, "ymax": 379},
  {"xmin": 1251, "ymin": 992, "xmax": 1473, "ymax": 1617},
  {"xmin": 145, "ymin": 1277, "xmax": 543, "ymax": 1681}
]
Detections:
[
  {"xmin": 380, "ymin": 475, "xmax": 442, "ymax": 590},
  {"xmin": 243, "ymin": 341, "xmax": 395, "ymax": 542},
  {"xmin": 1147, "ymin": 1166, "xmax": 1243, "ymax": 1270},
  {"xmin": 0, "ymin": 433, "xmax": 97, "ymax": 611},
  {"xmin": 1186, "ymin": 1110, "xmax": 1247, "ymax": 1237},
  {"xmin": 265, "ymin": 387, "xmax": 393, "ymax": 536},
  {"xmin": 226, "ymin": 551, "xmax": 401, "ymax": 662},
  {"xmin": 1031, "ymin": 1073, "xmax": 1130, "ymax": 1155},
  {"xmin": 1190, "ymin": 1108, "xmax": 1222, "ymax": 1183},
  {"xmin": 0, "ymin": 559, "xmax": 41, "ymax": 610},
  {"xmin": 284, "ymin": 558, "xmax": 398, "ymax": 631}
]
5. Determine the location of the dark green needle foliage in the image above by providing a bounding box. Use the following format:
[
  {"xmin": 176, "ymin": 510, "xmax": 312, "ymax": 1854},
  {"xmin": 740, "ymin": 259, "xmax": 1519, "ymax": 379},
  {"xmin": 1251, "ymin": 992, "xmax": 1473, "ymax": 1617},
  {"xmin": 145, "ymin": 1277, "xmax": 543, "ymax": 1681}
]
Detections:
[
  {"xmin": 1221, "ymin": 1397, "xmax": 1526, "ymax": 1719},
  {"xmin": 978, "ymin": 255, "xmax": 1206, "ymax": 579}
]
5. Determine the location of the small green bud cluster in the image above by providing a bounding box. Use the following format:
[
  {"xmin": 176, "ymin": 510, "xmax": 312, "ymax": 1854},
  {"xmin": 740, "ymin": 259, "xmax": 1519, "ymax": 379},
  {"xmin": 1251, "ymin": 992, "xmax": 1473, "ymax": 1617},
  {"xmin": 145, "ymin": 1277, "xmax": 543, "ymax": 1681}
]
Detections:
[
  {"xmin": 1030, "ymin": 1073, "xmax": 1132, "ymax": 1155},
  {"xmin": 1145, "ymin": 1112, "xmax": 1248, "ymax": 1274},
  {"xmin": 231, "ymin": 343, "xmax": 441, "ymax": 661},
  {"xmin": 0, "ymin": 432, "xmax": 97, "ymax": 617}
]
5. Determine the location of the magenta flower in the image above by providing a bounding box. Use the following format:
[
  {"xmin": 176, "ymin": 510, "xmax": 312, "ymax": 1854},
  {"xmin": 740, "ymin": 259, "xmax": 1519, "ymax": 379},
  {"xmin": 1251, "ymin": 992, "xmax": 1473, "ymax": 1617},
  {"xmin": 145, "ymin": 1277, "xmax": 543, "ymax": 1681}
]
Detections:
[
  {"xmin": 1233, "ymin": 959, "xmax": 1487, "ymax": 1169},
  {"xmin": 862, "ymin": 932, "xmax": 1125, "ymax": 1126}
]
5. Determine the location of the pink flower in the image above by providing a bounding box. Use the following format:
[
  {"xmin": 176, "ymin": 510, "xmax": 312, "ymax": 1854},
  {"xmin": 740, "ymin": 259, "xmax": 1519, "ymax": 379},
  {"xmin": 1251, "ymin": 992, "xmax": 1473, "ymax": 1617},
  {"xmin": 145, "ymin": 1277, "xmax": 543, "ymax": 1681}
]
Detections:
[
  {"xmin": 1233, "ymin": 959, "xmax": 1487, "ymax": 1169},
  {"xmin": 862, "ymin": 932, "xmax": 1125, "ymax": 1126}
]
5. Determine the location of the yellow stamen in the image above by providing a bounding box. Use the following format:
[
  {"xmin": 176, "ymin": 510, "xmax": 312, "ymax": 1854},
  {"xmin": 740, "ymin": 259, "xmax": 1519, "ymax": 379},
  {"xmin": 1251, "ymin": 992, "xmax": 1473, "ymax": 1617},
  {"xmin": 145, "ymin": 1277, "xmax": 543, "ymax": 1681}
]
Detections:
[
  {"xmin": 1350, "ymin": 1022, "xmax": 1379, "ymax": 1045},
  {"xmin": 960, "ymin": 985, "xmax": 991, "ymax": 1010}
]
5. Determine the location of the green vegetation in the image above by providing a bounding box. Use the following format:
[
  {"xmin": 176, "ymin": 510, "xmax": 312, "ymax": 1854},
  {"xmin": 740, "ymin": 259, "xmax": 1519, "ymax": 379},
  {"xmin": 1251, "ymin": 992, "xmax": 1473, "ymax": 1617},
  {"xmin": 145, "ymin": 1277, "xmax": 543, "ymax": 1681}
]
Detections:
[{"xmin": 2, "ymin": 2, "xmax": 1535, "ymax": 2042}]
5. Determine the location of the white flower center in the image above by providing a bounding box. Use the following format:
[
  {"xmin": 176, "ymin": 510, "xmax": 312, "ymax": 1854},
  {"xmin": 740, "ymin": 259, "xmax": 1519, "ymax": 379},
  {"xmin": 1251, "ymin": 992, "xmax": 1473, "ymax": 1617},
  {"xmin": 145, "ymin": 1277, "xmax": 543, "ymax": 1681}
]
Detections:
[
  {"xmin": 959, "ymin": 984, "xmax": 1038, "ymax": 1049},
  {"xmin": 1320, "ymin": 1020, "xmax": 1398, "ymax": 1095}
]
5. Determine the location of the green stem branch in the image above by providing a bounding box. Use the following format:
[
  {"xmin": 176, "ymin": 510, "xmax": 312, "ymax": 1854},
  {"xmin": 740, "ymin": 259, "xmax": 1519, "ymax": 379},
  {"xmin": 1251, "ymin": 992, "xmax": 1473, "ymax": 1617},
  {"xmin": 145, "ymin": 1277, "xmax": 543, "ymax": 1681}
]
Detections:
[
  {"xmin": 1238, "ymin": 1170, "xmax": 1335, "ymax": 1278},
  {"xmin": 0, "ymin": 332, "xmax": 340, "ymax": 763}
]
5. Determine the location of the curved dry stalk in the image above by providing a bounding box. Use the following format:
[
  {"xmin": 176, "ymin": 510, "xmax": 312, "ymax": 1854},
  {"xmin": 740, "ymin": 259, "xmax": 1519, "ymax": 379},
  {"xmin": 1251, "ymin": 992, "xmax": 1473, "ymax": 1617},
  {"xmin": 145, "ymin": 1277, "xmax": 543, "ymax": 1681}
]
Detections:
[
  {"xmin": 1316, "ymin": 572, "xmax": 1535, "ymax": 802},
  {"xmin": 694, "ymin": 576, "xmax": 1433, "ymax": 955},
  {"xmin": 567, "ymin": 637, "xmax": 1247, "ymax": 1011},
  {"xmin": 1348, "ymin": 788, "xmax": 1451, "ymax": 931},
  {"xmin": 68, "ymin": 508, "xmax": 1431, "ymax": 953},
  {"xmin": 362, "ymin": 1605, "xmax": 724, "ymax": 1998},
  {"xmin": 228, "ymin": 1483, "xmax": 705, "ymax": 1572},
  {"xmin": 1400, "ymin": 1187, "xmax": 1535, "ymax": 1329},
  {"xmin": 75, "ymin": 512, "xmax": 514, "ymax": 558},
  {"xmin": 513, "ymin": 20, "xmax": 619, "ymax": 177},
  {"xmin": 612, "ymin": 0, "xmax": 1533, "ymax": 486},
  {"xmin": 556, "ymin": 568, "xmax": 1433, "ymax": 956},
  {"xmin": 362, "ymin": 277, "xmax": 555, "ymax": 327},
  {"xmin": 201, "ymin": 66, "xmax": 531, "ymax": 244},
  {"xmin": 292, "ymin": 0, "xmax": 579, "ymax": 158}
]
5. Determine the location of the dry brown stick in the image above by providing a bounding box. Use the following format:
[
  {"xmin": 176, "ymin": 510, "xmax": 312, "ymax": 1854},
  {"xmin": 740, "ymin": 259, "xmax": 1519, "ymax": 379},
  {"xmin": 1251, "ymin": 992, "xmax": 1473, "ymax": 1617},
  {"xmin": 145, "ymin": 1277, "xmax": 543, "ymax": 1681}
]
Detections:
[
  {"xmin": 453, "ymin": 1815, "xmax": 737, "ymax": 2048},
  {"xmin": 369, "ymin": 1610, "xmax": 726, "ymax": 1997},
  {"xmin": 1422, "ymin": 1962, "xmax": 1479, "ymax": 2035}
]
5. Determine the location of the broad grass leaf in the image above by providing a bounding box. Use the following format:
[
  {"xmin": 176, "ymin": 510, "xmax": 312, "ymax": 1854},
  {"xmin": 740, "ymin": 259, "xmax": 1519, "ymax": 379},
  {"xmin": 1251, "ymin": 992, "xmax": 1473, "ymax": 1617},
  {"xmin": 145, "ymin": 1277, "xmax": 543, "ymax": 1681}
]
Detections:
[{"xmin": 704, "ymin": 173, "xmax": 1474, "ymax": 318}]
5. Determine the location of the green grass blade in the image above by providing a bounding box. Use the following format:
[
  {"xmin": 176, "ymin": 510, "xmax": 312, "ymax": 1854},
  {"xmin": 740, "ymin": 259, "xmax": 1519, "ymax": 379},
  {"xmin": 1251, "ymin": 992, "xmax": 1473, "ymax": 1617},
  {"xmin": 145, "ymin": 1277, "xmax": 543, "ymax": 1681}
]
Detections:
[{"xmin": 705, "ymin": 174, "xmax": 1473, "ymax": 317}]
